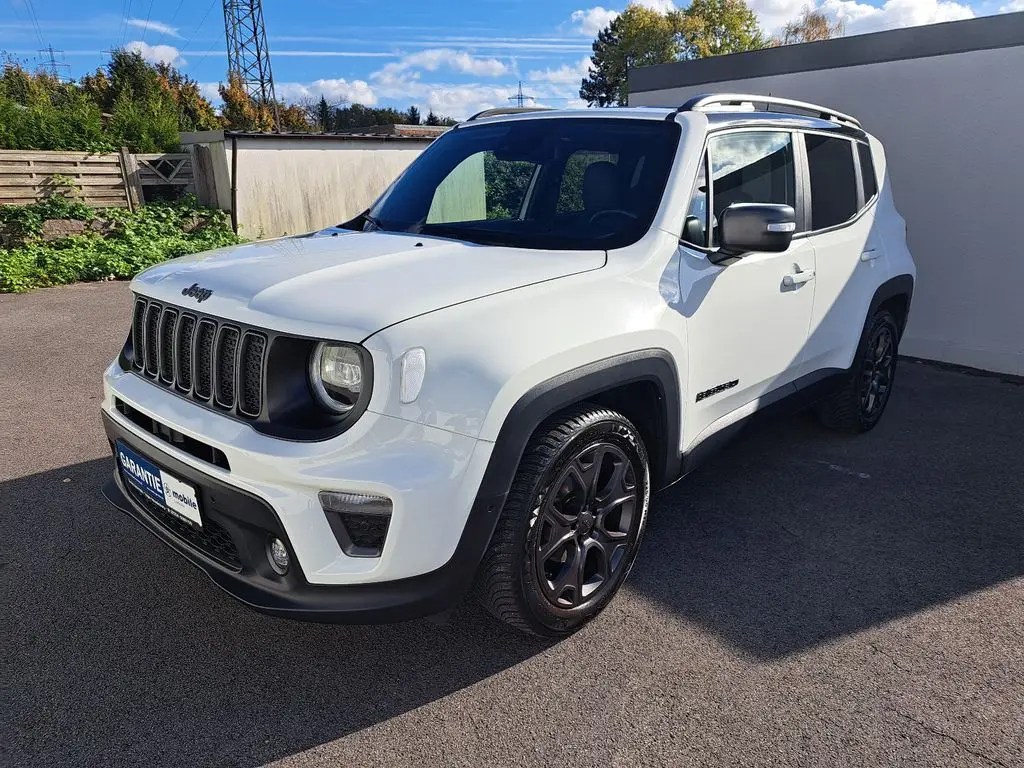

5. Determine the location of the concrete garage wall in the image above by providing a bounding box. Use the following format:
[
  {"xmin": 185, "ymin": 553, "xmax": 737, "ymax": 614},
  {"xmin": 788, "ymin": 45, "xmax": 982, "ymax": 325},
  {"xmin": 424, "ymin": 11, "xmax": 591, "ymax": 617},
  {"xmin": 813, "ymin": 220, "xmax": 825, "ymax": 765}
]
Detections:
[
  {"xmin": 630, "ymin": 13, "xmax": 1024, "ymax": 375},
  {"xmin": 180, "ymin": 131, "xmax": 434, "ymax": 240},
  {"xmin": 232, "ymin": 136, "xmax": 430, "ymax": 238}
]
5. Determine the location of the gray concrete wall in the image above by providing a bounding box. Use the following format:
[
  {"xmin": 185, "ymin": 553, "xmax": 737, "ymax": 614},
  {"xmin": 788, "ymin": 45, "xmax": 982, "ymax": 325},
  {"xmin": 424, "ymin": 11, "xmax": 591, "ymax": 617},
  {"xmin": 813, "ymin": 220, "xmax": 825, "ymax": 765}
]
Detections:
[
  {"xmin": 630, "ymin": 42, "xmax": 1024, "ymax": 376},
  {"xmin": 233, "ymin": 136, "xmax": 430, "ymax": 238}
]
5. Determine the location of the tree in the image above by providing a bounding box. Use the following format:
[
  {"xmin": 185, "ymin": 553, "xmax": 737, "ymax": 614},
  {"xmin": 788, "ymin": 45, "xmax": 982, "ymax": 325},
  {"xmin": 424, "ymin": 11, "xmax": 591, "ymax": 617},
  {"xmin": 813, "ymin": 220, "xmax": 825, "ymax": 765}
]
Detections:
[
  {"xmin": 154, "ymin": 62, "xmax": 221, "ymax": 132},
  {"xmin": 218, "ymin": 74, "xmax": 275, "ymax": 132},
  {"xmin": 580, "ymin": 0, "xmax": 767, "ymax": 107},
  {"xmin": 580, "ymin": 4, "xmax": 684, "ymax": 107},
  {"xmin": 680, "ymin": 0, "xmax": 766, "ymax": 59},
  {"xmin": 775, "ymin": 6, "xmax": 845, "ymax": 45},
  {"xmin": 406, "ymin": 105, "xmax": 421, "ymax": 125},
  {"xmin": 0, "ymin": 63, "xmax": 110, "ymax": 151},
  {"xmin": 81, "ymin": 49, "xmax": 219, "ymax": 149},
  {"xmin": 317, "ymin": 96, "xmax": 332, "ymax": 132},
  {"xmin": 278, "ymin": 102, "xmax": 313, "ymax": 132},
  {"xmin": 425, "ymin": 110, "xmax": 442, "ymax": 126}
]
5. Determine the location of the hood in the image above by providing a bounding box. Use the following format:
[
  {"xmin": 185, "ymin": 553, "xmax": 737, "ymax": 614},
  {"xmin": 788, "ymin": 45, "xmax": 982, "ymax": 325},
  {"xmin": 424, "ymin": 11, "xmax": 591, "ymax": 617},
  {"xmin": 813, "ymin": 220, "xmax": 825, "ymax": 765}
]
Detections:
[{"xmin": 132, "ymin": 230, "xmax": 605, "ymax": 341}]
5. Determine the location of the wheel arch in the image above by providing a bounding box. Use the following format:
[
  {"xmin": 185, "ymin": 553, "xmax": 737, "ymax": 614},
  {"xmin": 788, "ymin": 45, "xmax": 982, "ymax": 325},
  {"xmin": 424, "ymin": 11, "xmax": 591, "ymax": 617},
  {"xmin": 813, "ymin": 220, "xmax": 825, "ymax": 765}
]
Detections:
[
  {"xmin": 868, "ymin": 274, "xmax": 914, "ymax": 337},
  {"xmin": 480, "ymin": 350, "xmax": 682, "ymax": 504}
]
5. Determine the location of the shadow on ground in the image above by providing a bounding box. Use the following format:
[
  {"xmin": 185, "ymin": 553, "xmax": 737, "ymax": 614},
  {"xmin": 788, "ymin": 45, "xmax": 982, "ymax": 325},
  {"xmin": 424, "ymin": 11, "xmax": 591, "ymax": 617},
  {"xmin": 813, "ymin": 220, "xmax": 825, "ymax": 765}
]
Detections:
[
  {"xmin": 2, "ymin": 458, "xmax": 550, "ymax": 767},
  {"xmin": 4, "ymin": 362, "xmax": 1023, "ymax": 766},
  {"xmin": 631, "ymin": 360, "xmax": 1024, "ymax": 659}
]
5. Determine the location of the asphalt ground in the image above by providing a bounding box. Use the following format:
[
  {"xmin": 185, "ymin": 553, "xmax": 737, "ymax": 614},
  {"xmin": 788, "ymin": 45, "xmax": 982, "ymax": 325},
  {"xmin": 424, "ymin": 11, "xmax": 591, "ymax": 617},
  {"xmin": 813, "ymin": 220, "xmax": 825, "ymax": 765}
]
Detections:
[{"xmin": 2, "ymin": 281, "xmax": 1022, "ymax": 768}]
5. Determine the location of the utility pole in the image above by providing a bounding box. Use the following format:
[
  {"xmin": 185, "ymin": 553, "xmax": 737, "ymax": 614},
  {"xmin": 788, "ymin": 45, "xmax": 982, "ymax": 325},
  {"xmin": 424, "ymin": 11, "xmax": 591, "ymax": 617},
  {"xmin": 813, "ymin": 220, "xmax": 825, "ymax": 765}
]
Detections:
[
  {"xmin": 508, "ymin": 81, "xmax": 535, "ymax": 108},
  {"xmin": 222, "ymin": 0, "xmax": 280, "ymax": 131},
  {"xmin": 38, "ymin": 45, "xmax": 70, "ymax": 81}
]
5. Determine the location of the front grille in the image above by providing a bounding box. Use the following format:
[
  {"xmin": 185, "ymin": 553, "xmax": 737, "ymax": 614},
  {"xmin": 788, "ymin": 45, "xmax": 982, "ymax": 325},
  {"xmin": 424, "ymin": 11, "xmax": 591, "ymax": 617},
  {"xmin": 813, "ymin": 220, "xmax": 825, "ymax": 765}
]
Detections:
[
  {"xmin": 121, "ymin": 472, "xmax": 242, "ymax": 570},
  {"xmin": 130, "ymin": 297, "xmax": 267, "ymax": 420}
]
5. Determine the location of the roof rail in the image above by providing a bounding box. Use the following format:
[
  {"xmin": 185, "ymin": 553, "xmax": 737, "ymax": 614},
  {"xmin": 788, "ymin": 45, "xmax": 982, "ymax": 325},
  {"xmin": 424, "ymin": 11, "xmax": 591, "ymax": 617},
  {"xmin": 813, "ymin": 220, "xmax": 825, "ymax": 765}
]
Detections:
[
  {"xmin": 673, "ymin": 93, "xmax": 861, "ymax": 128},
  {"xmin": 465, "ymin": 106, "xmax": 553, "ymax": 122}
]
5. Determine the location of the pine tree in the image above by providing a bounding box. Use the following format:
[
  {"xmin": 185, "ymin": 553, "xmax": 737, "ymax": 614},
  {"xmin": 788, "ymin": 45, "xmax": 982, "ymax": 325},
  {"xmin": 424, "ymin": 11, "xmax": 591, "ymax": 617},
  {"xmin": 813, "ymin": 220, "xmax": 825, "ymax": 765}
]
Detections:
[{"xmin": 317, "ymin": 96, "xmax": 331, "ymax": 132}]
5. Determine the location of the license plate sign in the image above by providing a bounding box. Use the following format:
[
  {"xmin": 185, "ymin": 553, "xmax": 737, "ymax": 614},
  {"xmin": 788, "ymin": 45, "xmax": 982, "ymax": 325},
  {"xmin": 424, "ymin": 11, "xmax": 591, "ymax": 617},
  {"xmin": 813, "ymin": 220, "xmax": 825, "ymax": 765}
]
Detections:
[{"xmin": 116, "ymin": 440, "xmax": 202, "ymax": 527}]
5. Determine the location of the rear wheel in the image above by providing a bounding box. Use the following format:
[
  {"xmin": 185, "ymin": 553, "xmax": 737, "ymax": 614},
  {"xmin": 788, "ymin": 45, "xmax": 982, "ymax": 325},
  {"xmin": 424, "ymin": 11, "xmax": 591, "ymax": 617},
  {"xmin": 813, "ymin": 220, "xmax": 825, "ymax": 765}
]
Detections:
[
  {"xmin": 476, "ymin": 405, "xmax": 650, "ymax": 637},
  {"xmin": 816, "ymin": 309, "xmax": 900, "ymax": 433}
]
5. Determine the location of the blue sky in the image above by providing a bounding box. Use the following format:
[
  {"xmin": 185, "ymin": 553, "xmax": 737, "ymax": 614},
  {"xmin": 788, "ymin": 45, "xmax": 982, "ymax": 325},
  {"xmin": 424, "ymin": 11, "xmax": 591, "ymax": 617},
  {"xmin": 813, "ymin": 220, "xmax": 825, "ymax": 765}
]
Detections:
[{"xmin": 2, "ymin": 0, "xmax": 1021, "ymax": 118}]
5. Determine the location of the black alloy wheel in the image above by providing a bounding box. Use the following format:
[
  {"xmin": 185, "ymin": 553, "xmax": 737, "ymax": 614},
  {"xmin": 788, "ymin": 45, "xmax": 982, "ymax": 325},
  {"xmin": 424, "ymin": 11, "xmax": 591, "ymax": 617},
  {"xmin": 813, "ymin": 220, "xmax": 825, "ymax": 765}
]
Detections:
[
  {"xmin": 476, "ymin": 405, "xmax": 650, "ymax": 636},
  {"xmin": 533, "ymin": 442, "xmax": 640, "ymax": 611},
  {"xmin": 816, "ymin": 309, "xmax": 901, "ymax": 433},
  {"xmin": 860, "ymin": 322, "xmax": 896, "ymax": 420}
]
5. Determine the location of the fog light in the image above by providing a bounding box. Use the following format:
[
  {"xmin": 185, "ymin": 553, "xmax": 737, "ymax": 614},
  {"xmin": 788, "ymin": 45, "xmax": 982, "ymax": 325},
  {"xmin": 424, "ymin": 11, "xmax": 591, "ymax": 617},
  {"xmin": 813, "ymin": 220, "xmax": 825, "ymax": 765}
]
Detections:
[{"xmin": 267, "ymin": 536, "xmax": 290, "ymax": 575}]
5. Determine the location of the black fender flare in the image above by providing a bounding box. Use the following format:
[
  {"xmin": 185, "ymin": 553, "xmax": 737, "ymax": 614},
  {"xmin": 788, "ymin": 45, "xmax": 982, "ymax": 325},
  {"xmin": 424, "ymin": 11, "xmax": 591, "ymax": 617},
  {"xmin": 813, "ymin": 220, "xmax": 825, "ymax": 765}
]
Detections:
[
  {"xmin": 437, "ymin": 349, "xmax": 682, "ymax": 595},
  {"xmin": 868, "ymin": 274, "xmax": 914, "ymax": 334}
]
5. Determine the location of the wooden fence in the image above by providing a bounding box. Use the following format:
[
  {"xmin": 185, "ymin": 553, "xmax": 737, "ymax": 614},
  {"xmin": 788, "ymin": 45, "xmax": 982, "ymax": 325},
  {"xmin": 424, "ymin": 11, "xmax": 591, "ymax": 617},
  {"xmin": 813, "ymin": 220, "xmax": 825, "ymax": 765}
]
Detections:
[{"xmin": 0, "ymin": 149, "xmax": 195, "ymax": 210}]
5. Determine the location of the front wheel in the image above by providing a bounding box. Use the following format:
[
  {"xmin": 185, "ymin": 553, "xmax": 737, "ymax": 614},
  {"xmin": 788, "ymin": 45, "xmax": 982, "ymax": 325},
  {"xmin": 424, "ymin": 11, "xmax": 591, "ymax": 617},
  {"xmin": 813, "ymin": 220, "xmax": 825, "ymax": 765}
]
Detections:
[
  {"xmin": 476, "ymin": 405, "xmax": 650, "ymax": 637},
  {"xmin": 816, "ymin": 309, "xmax": 900, "ymax": 433}
]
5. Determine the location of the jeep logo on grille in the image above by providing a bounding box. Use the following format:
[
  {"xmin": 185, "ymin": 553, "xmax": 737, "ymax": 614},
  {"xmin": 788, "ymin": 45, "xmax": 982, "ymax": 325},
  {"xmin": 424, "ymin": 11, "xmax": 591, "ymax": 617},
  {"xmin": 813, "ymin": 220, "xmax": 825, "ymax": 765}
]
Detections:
[{"xmin": 181, "ymin": 283, "xmax": 213, "ymax": 303}]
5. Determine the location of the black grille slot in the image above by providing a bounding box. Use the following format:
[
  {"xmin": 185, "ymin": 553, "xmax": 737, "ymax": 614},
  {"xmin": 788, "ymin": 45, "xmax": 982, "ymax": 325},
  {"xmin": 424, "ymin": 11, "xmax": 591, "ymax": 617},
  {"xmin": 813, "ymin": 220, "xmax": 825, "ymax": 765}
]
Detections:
[
  {"xmin": 144, "ymin": 303, "xmax": 161, "ymax": 377},
  {"xmin": 238, "ymin": 332, "xmax": 266, "ymax": 417},
  {"xmin": 158, "ymin": 308, "xmax": 178, "ymax": 383},
  {"xmin": 129, "ymin": 296, "xmax": 268, "ymax": 422},
  {"xmin": 193, "ymin": 319, "xmax": 216, "ymax": 400},
  {"xmin": 215, "ymin": 326, "xmax": 240, "ymax": 408},
  {"xmin": 131, "ymin": 299, "xmax": 147, "ymax": 370},
  {"xmin": 176, "ymin": 314, "xmax": 196, "ymax": 392},
  {"xmin": 115, "ymin": 399, "xmax": 230, "ymax": 470}
]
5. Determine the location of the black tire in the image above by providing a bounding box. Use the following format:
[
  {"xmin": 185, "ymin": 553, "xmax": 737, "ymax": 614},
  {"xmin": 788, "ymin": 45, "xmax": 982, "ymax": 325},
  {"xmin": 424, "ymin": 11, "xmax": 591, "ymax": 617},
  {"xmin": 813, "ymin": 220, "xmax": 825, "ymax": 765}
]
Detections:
[
  {"xmin": 476, "ymin": 404, "xmax": 650, "ymax": 637},
  {"xmin": 816, "ymin": 309, "xmax": 900, "ymax": 433}
]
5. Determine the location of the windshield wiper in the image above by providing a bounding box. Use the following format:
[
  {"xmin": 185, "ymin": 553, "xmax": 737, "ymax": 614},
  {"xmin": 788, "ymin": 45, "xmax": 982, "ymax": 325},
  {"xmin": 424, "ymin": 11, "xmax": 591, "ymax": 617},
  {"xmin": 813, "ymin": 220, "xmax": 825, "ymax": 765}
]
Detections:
[{"xmin": 363, "ymin": 212, "xmax": 385, "ymax": 231}]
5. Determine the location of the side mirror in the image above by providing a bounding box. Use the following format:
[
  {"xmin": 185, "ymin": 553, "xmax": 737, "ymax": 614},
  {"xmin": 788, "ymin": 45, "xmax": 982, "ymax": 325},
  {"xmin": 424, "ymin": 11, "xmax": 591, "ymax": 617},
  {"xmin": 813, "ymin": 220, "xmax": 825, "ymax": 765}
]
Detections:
[{"xmin": 719, "ymin": 203, "xmax": 796, "ymax": 256}]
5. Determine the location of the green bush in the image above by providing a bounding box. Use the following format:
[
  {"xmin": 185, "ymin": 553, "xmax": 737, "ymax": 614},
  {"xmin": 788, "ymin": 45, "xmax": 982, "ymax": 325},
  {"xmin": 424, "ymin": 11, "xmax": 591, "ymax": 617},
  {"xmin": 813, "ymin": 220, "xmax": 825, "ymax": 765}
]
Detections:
[{"xmin": 0, "ymin": 195, "xmax": 243, "ymax": 293}]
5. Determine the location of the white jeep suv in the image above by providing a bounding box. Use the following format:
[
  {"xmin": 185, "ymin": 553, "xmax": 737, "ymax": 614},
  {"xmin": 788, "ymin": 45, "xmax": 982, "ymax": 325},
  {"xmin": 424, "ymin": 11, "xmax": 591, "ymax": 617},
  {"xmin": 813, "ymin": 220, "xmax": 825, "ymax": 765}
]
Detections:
[{"xmin": 101, "ymin": 95, "xmax": 915, "ymax": 636}]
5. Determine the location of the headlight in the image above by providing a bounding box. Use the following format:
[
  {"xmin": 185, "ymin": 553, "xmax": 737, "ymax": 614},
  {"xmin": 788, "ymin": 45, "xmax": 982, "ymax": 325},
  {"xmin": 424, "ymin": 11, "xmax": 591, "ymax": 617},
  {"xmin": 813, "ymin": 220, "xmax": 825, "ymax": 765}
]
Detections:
[{"xmin": 310, "ymin": 342, "xmax": 364, "ymax": 413}]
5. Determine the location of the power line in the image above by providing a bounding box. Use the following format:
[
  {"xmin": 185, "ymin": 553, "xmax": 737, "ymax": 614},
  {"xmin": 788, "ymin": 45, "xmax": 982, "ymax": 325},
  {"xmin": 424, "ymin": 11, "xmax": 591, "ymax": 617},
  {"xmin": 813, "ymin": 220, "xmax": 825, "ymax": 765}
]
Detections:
[
  {"xmin": 22, "ymin": 0, "xmax": 46, "ymax": 48},
  {"xmin": 119, "ymin": 0, "xmax": 134, "ymax": 47},
  {"xmin": 176, "ymin": 0, "xmax": 219, "ymax": 57},
  {"xmin": 140, "ymin": 0, "xmax": 156, "ymax": 44},
  {"xmin": 154, "ymin": 0, "xmax": 188, "ymax": 48}
]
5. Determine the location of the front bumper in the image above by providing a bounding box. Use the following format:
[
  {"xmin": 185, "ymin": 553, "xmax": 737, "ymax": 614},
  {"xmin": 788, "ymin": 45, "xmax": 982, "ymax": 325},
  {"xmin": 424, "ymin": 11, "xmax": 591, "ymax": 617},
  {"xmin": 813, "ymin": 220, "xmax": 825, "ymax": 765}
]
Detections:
[{"xmin": 102, "ymin": 411, "xmax": 506, "ymax": 622}]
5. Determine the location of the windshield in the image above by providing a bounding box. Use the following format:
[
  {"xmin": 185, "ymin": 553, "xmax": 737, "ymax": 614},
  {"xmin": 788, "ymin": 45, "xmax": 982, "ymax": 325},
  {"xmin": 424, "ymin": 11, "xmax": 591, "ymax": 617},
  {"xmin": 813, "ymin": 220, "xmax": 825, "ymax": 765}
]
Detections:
[{"xmin": 360, "ymin": 118, "xmax": 681, "ymax": 250}]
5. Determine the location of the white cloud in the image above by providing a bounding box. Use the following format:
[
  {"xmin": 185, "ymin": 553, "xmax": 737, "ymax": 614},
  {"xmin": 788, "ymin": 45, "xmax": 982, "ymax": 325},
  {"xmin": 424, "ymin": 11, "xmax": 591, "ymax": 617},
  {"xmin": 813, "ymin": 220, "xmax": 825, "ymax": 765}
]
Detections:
[
  {"xmin": 635, "ymin": 0, "xmax": 678, "ymax": 11},
  {"xmin": 750, "ymin": 0, "xmax": 975, "ymax": 35},
  {"xmin": 528, "ymin": 57, "xmax": 592, "ymax": 85},
  {"xmin": 569, "ymin": 1, "xmax": 679, "ymax": 36},
  {"xmin": 373, "ymin": 48, "xmax": 510, "ymax": 81},
  {"xmin": 819, "ymin": 0, "xmax": 974, "ymax": 34},
  {"xmin": 570, "ymin": 7, "xmax": 620, "ymax": 36},
  {"xmin": 125, "ymin": 18, "xmax": 180, "ymax": 38},
  {"xmin": 1000, "ymin": 0, "xmax": 1024, "ymax": 10},
  {"xmin": 198, "ymin": 82, "xmax": 221, "ymax": 103},
  {"xmin": 125, "ymin": 40, "xmax": 184, "ymax": 66},
  {"xmin": 275, "ymin": 78, "xmax": 378, "ymax": 106}
]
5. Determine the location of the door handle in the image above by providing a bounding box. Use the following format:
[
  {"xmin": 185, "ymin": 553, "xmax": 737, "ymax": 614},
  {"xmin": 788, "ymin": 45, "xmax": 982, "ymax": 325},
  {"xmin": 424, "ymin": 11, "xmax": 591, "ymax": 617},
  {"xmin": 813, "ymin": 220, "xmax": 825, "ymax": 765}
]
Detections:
[
  {"xmin": 782, "ymin": 269, "xmax": 815, "ymax": 288},
  {"xmin": 860, "ymin": 248, "xmax": 880, "ymax": 262}
]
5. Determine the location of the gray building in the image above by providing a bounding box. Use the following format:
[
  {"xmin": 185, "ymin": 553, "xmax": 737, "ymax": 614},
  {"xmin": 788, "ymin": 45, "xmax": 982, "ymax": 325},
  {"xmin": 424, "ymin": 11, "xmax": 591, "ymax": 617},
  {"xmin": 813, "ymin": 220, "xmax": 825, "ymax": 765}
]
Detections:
[{"xmin": 630, "ymin": 13, "xmax": 1024, "ymax": 376}]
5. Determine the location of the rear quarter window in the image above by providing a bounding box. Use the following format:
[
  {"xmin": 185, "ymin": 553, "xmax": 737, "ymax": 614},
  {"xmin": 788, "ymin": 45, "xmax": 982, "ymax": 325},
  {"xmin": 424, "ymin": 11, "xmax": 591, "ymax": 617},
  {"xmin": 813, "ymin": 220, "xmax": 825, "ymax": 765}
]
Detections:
[
  {"xmin": 858, "ymin": 143, "xmax": 878, "ymax": 202},
  {"xmin": 805, "ymin": 134, "xmax": 858, "ymax": 230}
]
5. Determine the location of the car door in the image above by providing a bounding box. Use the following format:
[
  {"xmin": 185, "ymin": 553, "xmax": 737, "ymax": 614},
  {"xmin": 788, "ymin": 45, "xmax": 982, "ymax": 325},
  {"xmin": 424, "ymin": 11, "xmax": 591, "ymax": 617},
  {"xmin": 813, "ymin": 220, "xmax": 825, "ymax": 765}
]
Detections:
[
  {"xmin": 799, "ymin": 133, "xmax": 887, "ymax": 374},
  {"xmin": 677, "ymin": 129, "xmax": 816, "ymax": 447}
]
